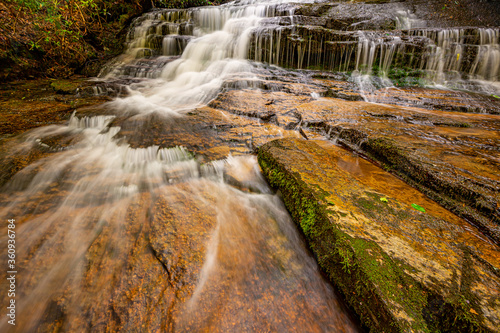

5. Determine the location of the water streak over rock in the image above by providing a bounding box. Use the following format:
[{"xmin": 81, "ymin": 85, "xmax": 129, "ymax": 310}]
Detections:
[{"xmin": 0, "ymin": 0, "xmax": 499, "ymax": 331}]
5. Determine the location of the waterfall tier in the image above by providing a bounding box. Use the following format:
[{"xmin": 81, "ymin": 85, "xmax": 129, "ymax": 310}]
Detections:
[{"xmin": 101, "ymin": 3, "xmax": 499, "ymax": 95}]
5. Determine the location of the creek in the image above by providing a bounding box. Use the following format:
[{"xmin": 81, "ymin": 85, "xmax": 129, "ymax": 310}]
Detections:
[{"xmin": 0, "ymin": 0, "xmax": 499, "ymax": 331}]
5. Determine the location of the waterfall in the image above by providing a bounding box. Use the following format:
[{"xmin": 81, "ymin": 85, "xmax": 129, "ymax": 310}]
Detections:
[
  {"xmin": 245, "ymin": 21, "xmax": 499, "ymax": 96},
  {"xmin": 99, "ymin": 1, "xmax": 499, "ymax": 99},
  {"xmin": 100, "ymin": 0, "xmax": 304, "ymax": 115},
  {"xmin": 400, "ymin": 28, "xmax": 499, "ymax": 93},
  {"xmin": 0, "ymin": 0, "xmax": 361, "ymax": 332},
  {"xmin": 470, "ymin": 28, "xmax": 500, "ymax": 82},
  {"xmin": 2, "ymin": 0, "xmax": 499, "ymax": 330}
]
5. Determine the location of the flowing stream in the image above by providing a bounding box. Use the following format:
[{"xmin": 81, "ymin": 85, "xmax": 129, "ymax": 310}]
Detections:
[
  {"xmin": 0, "ymin": 0, "xmax": 363, "ymax": 331},
  {"xmin": 1, "ymin": 0, "xmax": 499, "ymax": 331}
]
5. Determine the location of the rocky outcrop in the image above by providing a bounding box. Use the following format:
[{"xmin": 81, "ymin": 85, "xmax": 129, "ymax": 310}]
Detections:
[
  {"xmin": 292, "ymin": 97, "xmax": 500, "ymax": 244},
  {"xmin": 258, "ymin": 137, "xmax": 500, "ymax": 333},
  {"xmin": 210, "ymin": 71, "xmax": 500, "ymax": 244}
]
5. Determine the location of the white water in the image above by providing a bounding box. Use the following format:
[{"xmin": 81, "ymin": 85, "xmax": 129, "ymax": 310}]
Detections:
[
  {"xmin": 406, "ymin": 27, "xmax": 500, "ymax": 95},
  {"xmin": 0, "ymin": 112, "xmax": 360, "ymax": 331},
  {"xmin": 345, "ymin": 27, "xmax": 500, "ymax": 102},
  {"xmin": 3, "ymin": 0, "xmax": 498, "ymax": 329},
  {"xmin": 102, "ymin": 0, "xmax": 300, "ymax": 115},
  {"xmin": 0, "ymin": 0, "xmax": 360, "ymax": 331},
  {"xmin": 102, "ymin": 0, "xmax": 500, "ymax": 104}
]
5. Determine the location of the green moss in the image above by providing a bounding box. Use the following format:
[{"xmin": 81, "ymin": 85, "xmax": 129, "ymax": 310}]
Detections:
[
  {"xmin": 357, "ymin": 197, "xmax": 375, "ymax": 211},
  {"xmin": 50, "ymin": 80, "xmax": 80, "ymax": 94},
  {"xmin": 450, "ymin": 122, "xmax": 472, "ymax": 128}
]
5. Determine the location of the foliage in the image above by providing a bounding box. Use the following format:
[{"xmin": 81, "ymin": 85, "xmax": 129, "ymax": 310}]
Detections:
[
  {"xmin": 411, "ymin": 203, "xmax": 426, "ymax": 212},
  {"xmin": 155, "ymin": 0, "xmax": 219, "ymax": 9},
  {"xmin": 3, "ymin": 0, "xmax": 101, "ymax": 76},
  {"xmin": 0, "ymin": 0, "xmax": 220, "ymax": 79}
]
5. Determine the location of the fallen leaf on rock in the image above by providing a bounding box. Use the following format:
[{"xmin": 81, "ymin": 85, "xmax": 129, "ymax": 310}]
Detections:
[{"xmin": 411, "ymin": 203, "xmax": 426, "ymax": 212}]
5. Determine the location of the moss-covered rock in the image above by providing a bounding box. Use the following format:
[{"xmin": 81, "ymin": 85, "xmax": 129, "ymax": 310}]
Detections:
[
  {"xmin": 49, "ymin": 80, "xmax": 81, "ymax": 95},
  {"xmin": 258, "ymin": 137, "xmax": 500, "ymax": 332}
]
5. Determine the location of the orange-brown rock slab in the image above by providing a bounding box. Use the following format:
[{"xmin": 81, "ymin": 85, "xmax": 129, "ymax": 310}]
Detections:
[
  {"xmin": 292, "ymin": 98, "xmax": 500, "ymax": 243},
  {"xmin": 258, "ymin": 137, "xmax": 500, "ymax": 333}
]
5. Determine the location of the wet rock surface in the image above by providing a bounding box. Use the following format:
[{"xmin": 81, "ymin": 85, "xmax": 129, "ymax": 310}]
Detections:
[
  {"xmin": 0, "ymin": 77, "xmax": 110, "ymax": 138},
  {"xmin": 208, "ymin": 68, "xmax": 499, "ymax": 244},
  {"xmin": 258, "ymin": 137, "xmax": 500, "ymax": 333},
  {"xmin": 0, "ymin": 77, "xmax": 111, "ymax": 187},
  {"xmin": 292, "ymin": 0, "xmax": 500, "ymax": 29},
  {"xmin": 292, "ymin": 97, "xmax": 500, "ymax": 244},
  {"xmin": 0, "ymin": 79, "xmax": 361, "ymax": 332},
  {"xmin": 1, "ymin": 67, "xmax": 499, "ymax": 331},
  {"xmin": 1, "ymin": 0, "xmax": 499, "ymax": 331}
]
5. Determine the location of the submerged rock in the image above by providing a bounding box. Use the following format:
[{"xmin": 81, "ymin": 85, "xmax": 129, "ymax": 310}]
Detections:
[{"xmin": 258, "ymin": 137, "xmax": 500, "ymax": 333}]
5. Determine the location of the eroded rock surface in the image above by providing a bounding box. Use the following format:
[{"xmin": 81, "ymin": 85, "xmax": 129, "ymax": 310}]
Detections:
[
  {"xmin": 0, "ymin": 78, "xmax": 110, "ymax": 137},
  {"xmin": 211, "ymin": 77, "xmax": 500, "ymax": 244},
  {"xmin": 0, "ymin": 77, "xmax": 361, "ymax": 331},
  {"xmin": 1, "ymin": 0, "xmax": 499, "ymax": 329},
  {"xmin": 1, "ymin": 67, "xmax": 499, "ymax": 331},
  {"xmin": 258, "ymin": 137, "xmax": 500, "ymax": 333}
]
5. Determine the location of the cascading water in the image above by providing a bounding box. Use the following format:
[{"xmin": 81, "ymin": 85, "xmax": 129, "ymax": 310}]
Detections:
[
  {"xmin": 405, "ymin": 27, "xmax": 500, "ymax": 93},
  {"xmin": 100, "ymin": 1, "xmax": 300, "ymax": 114},
  {"xmin": 242, "ymin": 7, "xmax": 499, "ymax": 100},
  {"xmin": 2, "ymin": 0, "xmax": 499, "ymax": 330},
  {"xmin": 99, "ymin": 0, "xmax": 499, "ymax": 102},
  {"xmin": 0, "ymin": 0, "xmax": 362, "ymax": 332}
]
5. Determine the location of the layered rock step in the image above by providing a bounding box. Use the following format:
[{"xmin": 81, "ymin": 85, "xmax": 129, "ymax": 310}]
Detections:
[
  {"xmin": 258, "ymin": 137, "xmax": 500, "ymax": 333},
  {"xmin": 212, "ymin": 74, "xmax": 500, "ymax": 240}
]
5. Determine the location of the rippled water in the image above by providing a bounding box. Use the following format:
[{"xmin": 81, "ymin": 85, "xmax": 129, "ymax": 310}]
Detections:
[{"xmin": 0, "ymin": 0, "xmax": 362, "ymax": 331}]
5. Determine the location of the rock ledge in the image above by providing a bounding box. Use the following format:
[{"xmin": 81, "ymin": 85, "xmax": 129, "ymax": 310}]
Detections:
[{"xmin": 258, "ymin": 137, "xmax": 500, "ymax": 333}]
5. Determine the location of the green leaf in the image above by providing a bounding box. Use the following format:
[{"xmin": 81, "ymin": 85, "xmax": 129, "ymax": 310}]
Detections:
[
  {"xmin": 493, "ymin": 95, "xmax": 500, "ymax": 99},
  {"xmin": 411, "ymin": 203, "xmax": 426, "ymax": 212},
  {"xmin": 380, "ymin": 197, "xmax": 388, "ymax": 203}
]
